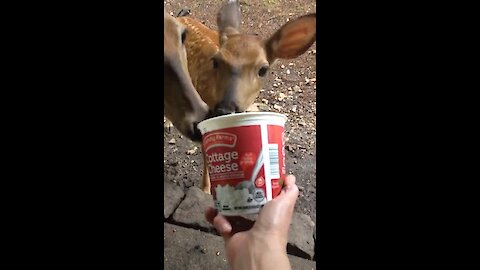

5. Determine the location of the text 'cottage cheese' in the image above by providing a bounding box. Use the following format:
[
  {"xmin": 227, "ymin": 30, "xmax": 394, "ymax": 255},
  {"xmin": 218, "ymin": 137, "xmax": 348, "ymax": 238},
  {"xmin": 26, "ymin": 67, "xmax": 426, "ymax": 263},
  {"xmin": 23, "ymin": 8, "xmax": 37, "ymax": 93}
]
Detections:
[{"xmin": 198, "ymin": 112, "xmax": 287, "ymax": 216}]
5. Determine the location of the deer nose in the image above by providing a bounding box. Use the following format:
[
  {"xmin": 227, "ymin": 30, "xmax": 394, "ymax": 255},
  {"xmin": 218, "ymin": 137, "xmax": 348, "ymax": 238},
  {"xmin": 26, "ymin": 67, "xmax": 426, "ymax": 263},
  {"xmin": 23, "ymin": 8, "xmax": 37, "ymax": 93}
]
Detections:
[
  {"xmin": 212, "ymin": 107, "xmax": 232, "ymax": 117},
  {"xmin": 212, "ymin": 102, "xmax": 241, "ymax": 117}
]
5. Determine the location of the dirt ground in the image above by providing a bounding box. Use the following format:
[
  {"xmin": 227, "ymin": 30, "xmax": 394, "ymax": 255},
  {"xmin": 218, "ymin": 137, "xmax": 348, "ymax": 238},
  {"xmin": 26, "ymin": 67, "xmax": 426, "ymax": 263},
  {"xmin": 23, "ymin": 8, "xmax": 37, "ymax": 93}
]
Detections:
[{"xmin": 164, "ymin": 0, "xmax": 317, "ymax": 221}]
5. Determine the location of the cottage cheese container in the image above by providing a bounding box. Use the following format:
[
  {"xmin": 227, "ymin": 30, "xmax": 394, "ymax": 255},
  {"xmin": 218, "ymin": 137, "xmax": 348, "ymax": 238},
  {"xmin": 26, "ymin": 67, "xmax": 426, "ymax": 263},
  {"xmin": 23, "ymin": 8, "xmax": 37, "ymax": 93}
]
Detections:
[{"xmin": 198, "ymin": 112, "xmax": 287, "ymax": 216}]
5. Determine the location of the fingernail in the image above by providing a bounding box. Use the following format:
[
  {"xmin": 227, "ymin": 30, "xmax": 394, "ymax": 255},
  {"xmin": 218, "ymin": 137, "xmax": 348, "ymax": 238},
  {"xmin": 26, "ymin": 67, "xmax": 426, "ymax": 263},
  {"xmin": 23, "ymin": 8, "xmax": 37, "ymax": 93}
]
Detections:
[{"xmin": 222, "ymin": 223, "xmax": 232, "ymax": 232}]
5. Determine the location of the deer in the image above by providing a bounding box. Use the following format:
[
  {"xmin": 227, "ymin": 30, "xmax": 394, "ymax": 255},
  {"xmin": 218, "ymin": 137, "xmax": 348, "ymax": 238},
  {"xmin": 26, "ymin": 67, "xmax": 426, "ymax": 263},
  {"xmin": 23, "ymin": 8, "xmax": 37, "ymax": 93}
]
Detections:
[
  {"xmin": 175, "ymin": 0, "xmax": 316, "ymax": 194},
  {"xmin": 163, "ymin": 11, "xmax": 209, "ymax": 141}
]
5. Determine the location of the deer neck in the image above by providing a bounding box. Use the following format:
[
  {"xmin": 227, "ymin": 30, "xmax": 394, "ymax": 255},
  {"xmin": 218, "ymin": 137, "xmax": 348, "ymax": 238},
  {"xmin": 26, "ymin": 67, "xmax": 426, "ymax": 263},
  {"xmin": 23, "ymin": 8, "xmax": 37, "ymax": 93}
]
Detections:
[{"xmin": 177, "ymin": 17, "xmax": 221, "ymax": 109}]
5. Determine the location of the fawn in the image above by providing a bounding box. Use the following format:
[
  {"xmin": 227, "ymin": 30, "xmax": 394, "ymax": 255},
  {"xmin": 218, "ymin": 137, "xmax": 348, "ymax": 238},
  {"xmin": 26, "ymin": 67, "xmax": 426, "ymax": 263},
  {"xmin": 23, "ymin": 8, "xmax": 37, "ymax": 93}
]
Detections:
[{"xmin": 171, "ymin": 0, "xmax": 316, "ymax": 193}]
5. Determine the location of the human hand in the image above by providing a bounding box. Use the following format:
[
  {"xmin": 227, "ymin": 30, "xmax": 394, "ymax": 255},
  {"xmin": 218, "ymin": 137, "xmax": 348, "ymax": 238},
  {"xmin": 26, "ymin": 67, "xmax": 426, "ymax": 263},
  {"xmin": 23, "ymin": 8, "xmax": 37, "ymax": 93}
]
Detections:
[{"xmin": 205, "ymin": 175, "xmax": 299, "ymax": 270}]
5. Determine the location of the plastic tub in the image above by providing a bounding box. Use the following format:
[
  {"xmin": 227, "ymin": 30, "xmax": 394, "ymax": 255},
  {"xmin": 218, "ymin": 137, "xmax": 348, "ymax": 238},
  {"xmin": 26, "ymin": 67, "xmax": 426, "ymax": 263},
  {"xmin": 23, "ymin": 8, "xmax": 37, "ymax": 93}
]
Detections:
[{"xmin": 198, "ymin": 112, "xmax": 287, "ymax": 216}]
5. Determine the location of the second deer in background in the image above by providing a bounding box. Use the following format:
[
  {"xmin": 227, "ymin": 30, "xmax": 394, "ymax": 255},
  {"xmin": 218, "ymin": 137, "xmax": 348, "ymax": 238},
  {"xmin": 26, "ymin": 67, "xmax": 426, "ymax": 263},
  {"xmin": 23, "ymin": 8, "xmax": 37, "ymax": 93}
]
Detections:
[{"xmin": 164, "ymin": 11, "xmax": 209, "ymax": 141}]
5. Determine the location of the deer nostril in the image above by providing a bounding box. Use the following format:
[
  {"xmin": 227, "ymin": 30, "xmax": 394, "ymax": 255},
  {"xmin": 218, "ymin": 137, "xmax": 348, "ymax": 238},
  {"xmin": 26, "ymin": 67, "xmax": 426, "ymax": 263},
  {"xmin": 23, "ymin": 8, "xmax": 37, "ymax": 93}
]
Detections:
[
  {"xmin": 212, "ymin": 102, "xmax": 239, "ymax": 117},
  {"xmin": 214, "ymin": 108, "xmax": 231, "ymax": 117},
  {"xmin": 234, "ymin": 105, "xmax": 242, "ymax": 113}
]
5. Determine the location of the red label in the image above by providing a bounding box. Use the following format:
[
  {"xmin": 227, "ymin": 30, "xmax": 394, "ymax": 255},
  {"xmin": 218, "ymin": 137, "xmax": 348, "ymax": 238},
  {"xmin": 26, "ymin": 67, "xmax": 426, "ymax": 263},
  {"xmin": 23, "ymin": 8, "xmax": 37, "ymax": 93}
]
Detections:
[
  {"xmin": 203, "ymin": 132, "xmax": 237, "ymax": 152},
  {"xmin": 202, "ymin": 123, "xmax": 286, "ymax": 215}
]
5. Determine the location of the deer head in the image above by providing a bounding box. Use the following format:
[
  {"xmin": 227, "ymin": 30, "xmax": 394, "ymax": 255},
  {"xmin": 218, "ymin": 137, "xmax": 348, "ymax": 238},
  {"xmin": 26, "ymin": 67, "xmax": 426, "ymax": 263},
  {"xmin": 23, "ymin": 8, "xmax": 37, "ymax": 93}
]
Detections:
[
  {"xmin": 164, "ymin": 11, "xmax": 209, "ymax": 141},
  {"xmin": 209, "ymin": 0, "xmax": 316, "ymax": 117}
]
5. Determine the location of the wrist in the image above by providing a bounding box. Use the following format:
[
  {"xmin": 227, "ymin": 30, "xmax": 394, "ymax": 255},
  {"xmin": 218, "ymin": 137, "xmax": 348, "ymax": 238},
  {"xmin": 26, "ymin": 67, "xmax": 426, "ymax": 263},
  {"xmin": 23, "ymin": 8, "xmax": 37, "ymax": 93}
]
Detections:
[
  {"xmin": 250, "ymin": 231, "xmax": 290, "ymax": 270},
  {"xmin": 251, "ymin": 230, "xmax": 287, "ymax": 250}
]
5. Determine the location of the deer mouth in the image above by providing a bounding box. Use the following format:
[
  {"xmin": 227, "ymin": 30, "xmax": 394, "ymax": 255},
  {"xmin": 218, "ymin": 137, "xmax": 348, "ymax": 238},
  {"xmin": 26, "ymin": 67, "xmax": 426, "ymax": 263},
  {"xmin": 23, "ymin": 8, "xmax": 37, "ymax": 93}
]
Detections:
[
  {"xmin": 206, "ymin": 108, "xmax": 244, "ymax": 119},
  {"xmin": 190, "ymin": 122, "xmax": 203, "ymax": 142}
]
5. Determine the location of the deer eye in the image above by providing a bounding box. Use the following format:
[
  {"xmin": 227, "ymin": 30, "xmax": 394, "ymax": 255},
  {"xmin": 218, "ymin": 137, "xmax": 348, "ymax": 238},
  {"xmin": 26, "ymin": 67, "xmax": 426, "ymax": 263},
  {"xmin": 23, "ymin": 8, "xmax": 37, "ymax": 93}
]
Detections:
[
  {"xmin": 181, "ymin": 29, "xmax": 187, "ymax": 44},
  {"xmin": 258, "ymin": 66, "xmax": 269, "ymax": 77},
  {"xmin": 212, "ymin": 58, "xmax": 219, "ymax": 69}
]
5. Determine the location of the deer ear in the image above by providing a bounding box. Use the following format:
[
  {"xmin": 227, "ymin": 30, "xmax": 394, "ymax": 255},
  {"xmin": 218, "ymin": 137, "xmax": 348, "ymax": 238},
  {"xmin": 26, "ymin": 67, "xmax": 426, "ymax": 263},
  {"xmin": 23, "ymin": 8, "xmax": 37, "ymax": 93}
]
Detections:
[
  {"xmin": 265, "ymin": 13, "xmax": 316, "ymax": 63},
  {"xmin": 217, "ymin": 0, "xmax": 242, "ymax": 45}
]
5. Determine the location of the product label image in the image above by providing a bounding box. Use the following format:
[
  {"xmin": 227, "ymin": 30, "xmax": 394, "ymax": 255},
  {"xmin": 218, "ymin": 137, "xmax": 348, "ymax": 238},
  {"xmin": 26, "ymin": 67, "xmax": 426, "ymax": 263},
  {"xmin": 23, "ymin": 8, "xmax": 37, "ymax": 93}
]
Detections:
[{"xmin": 203, "ymin": 124, "xmax": 286, "ymax": 215}]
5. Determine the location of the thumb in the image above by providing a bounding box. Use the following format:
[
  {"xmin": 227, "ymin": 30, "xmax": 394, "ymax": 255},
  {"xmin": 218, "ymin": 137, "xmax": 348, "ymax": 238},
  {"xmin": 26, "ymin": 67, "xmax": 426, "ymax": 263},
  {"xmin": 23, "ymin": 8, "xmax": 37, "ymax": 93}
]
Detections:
[
  {"xmin": 213, "ymin": 213, "xmax": 233, "ymax": 241},
  {"xmin": 276, "ymin": 175, "xmax": 299, "ymax": 203}
]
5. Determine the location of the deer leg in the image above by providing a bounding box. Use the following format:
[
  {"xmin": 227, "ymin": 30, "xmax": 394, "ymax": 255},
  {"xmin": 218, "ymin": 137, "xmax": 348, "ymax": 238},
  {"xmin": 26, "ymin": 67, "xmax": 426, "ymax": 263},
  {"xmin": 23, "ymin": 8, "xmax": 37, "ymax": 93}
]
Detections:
[{"xmin": 202, "ymin": 150, "xmax": 211, "ymax": 194}]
